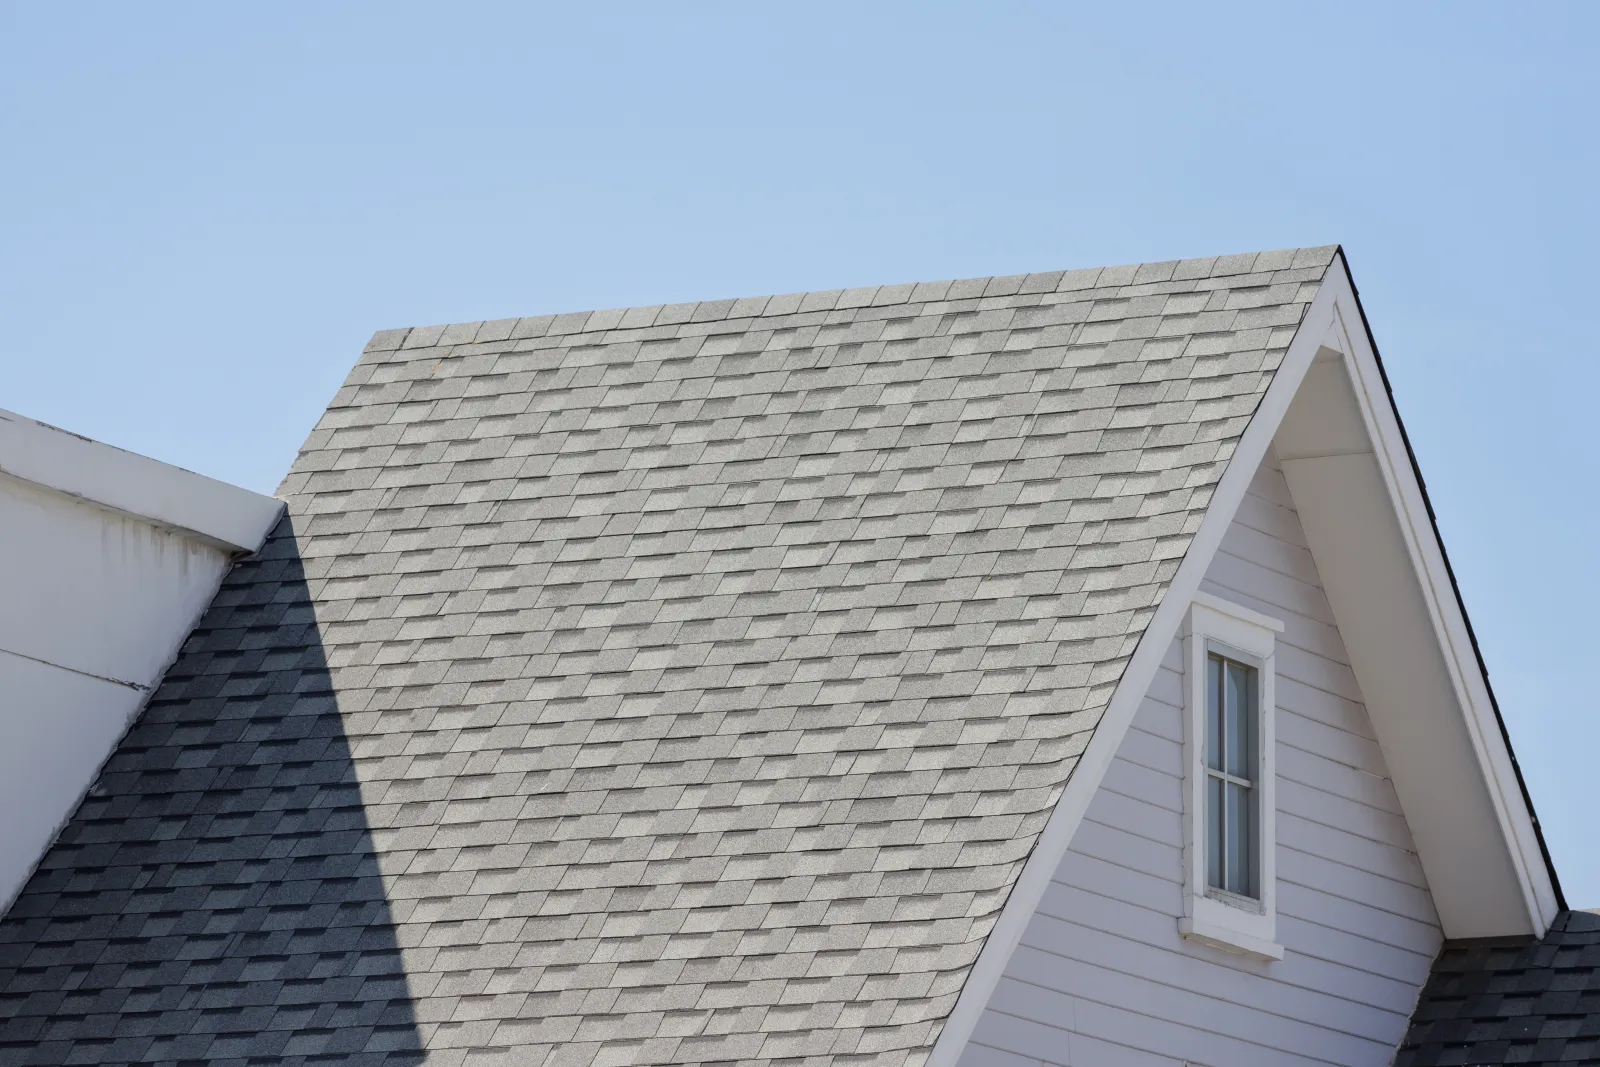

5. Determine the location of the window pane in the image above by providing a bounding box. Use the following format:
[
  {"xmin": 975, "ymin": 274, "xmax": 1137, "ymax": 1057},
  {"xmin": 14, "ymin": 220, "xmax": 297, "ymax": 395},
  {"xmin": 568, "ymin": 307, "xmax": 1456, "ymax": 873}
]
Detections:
[
  {"xmin": 1206, "ymin": 774, "xmax": 1224, "ymax": 890},
  {"xmin": 1225, "ymin": 660, "xmax": 1255, "ymax": 780},
  {"xmin": 1225, "ymin": 781, "xmax": 1256, "ymax": 897},
  {"xmin": 1203, "ymin": 651, "xmax": 1262, "ymax": 900},
  {"xmin": 1206, "ymin": 654, "xmax": 1223, "ymax": 773}
]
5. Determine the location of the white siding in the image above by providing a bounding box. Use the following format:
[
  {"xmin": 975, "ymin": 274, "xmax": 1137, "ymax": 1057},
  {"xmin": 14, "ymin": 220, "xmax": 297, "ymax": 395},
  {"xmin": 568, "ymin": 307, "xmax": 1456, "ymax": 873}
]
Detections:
[{"xmin": 960, "ymin": 451, "xmax": 1441, "ymax": 1067}]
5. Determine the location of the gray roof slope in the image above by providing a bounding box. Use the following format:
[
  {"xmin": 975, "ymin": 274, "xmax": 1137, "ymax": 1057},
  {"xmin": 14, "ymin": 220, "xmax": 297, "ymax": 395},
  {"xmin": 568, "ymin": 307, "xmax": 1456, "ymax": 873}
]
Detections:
[
  {"xmin": 0, "ymin": 247, "xmax": 1336, "ymax": 1066},
  {"xmin": 1400, "ymin": 910, "xmax": 1600, "ymax": 1065}
]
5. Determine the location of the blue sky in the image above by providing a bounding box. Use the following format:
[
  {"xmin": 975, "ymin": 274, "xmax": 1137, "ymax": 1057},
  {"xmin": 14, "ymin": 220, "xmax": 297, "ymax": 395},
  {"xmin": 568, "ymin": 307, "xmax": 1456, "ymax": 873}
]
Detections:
[{"xmin": 4, "ymin": 3, "xmax": 1596, "ymax": 904}]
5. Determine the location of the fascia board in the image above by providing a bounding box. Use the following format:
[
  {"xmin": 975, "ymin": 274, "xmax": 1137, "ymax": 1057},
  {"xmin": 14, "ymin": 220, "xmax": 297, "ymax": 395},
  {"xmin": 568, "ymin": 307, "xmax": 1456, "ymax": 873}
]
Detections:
[
  {"xmin": 1317, "ymin": 259, "xmax": 1561, "ymax": 931},
  {"xmin": 923, "ymin": 269, "xmax": 1344, "ymax": 1067},
  {"xmin": 0, "ymin": 409, "xmax": 283, "ymax": 555}
]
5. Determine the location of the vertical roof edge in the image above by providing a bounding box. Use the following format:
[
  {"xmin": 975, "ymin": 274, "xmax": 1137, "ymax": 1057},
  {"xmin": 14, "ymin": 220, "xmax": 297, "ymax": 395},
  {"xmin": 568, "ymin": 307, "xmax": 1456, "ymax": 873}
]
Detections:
[{"xmin": 1330, "ymin": 248, "xmax": 1565, "ymax": 913}]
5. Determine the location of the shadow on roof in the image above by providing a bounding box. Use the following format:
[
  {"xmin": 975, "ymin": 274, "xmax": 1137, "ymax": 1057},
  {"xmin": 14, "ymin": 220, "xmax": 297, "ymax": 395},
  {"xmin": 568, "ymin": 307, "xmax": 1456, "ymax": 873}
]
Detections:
[{"xmin": 0, "ymin": 515, "xmax": 423, "ymax": 1065}]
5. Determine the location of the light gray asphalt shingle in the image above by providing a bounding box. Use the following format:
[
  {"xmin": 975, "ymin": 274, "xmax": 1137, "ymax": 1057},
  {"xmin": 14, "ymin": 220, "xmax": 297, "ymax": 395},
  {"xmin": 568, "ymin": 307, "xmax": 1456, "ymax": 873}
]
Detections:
[{"xmin": 0, "ymin": 247, "xmax": 1338, "ymax": 1067}]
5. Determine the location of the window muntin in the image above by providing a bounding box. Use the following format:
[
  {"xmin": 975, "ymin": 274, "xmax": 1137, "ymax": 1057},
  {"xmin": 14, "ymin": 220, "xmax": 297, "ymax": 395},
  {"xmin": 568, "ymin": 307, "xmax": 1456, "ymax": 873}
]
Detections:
[{"xmin": 1205, "ymin": 652, "xmax": 1257, "ymax": 899}]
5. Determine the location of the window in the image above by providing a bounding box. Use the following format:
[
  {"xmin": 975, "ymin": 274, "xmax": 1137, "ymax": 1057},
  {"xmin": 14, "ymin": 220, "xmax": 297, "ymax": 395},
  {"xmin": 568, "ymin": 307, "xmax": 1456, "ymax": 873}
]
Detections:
[
  {"xmin": 1206, "ymin": 651, "xmax": 1258, "ymax": 900},
  {"xmin": 1179, "ymin": 593, "xmax": 1283, "ymax": 961}
]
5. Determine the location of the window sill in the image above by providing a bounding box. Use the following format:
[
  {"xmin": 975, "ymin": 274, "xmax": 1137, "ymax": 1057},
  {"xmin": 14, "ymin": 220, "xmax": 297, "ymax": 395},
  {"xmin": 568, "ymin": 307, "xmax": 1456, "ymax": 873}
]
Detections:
[{"xmin": 1178, "ymin": 915, "xmax": 1284, "ymax": 961}]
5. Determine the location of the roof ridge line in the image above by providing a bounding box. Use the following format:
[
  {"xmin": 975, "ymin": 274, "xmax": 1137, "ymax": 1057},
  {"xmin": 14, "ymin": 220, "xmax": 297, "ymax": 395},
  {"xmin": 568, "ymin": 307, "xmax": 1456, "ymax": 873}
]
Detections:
[{"xmin": 360, "ymin": 245, "xmax": 1339, "ymax": 357}]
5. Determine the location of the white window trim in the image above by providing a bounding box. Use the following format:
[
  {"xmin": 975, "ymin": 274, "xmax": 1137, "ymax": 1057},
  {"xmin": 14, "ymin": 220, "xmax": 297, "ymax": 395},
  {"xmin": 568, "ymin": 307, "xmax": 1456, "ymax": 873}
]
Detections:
[{"xmin": 1179, "ymin": 591, "xmax": 1285, "ymax": 962}]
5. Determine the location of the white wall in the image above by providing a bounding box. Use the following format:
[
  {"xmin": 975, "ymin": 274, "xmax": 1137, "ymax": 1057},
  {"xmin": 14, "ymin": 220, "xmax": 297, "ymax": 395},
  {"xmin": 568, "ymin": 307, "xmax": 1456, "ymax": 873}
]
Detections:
[
  {"xmin": 0, "ymin": 477, "xmax": 236, "ymax": 913},
  {"xmin": 959, "ymin": 451, "xmax": 1442, "ymax": 1067}
]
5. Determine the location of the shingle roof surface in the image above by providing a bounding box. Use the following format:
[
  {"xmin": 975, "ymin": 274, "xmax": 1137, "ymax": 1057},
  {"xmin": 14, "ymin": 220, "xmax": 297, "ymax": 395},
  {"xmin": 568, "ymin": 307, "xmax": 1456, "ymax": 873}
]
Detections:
[
  {"xmin": 0, "ymin": 247, "xmax": 1337, "ymax": 1066},
  {"xmin": 1400, "ymin": 910, "xmax": 1600, "ymax": 1066}
]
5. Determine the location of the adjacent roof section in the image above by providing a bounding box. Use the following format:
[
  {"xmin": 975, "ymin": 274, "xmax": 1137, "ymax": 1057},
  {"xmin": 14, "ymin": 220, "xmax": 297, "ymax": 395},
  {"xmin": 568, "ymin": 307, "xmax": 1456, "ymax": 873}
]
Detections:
[
  {"xmin": 1400, "ymin": 910, "xmax": 1600, "ymax": 1066},
  {"xmin": 0, "ymin": 411, "xmax": 283, "ymax": 926},
  {"xmin": 0, "ymin": 247, "xmax": 1337, "ymax": 1066}
]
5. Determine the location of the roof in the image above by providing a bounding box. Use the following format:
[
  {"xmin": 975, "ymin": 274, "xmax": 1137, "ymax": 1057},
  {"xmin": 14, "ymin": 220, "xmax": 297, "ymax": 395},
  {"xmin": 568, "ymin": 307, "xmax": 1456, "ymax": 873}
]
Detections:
[
  {"xmin": 1399, "ymin": 910, "xmax": 1600, "ymax": 1065},
  {"xmin": 0, "ymin": 246, "xmax": 1338, "ymax": 1066}
]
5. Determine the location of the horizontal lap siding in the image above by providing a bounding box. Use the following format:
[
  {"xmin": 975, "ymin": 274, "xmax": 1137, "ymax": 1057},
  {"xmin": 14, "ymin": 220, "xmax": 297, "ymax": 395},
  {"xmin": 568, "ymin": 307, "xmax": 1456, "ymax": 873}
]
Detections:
[{"xmin": 961, "ymin": 452, "xmax": 1441, "ymax": 1067}]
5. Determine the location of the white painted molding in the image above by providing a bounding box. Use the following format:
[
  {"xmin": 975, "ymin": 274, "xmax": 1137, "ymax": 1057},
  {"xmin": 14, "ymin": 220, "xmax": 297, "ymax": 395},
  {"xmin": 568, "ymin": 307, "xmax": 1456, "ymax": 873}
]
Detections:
[
  {"xmin": 1180, "ymin": 595, "xmax": 1282, "ymax": 960},
  {"xmin": 923, "ymin": 274, "xmax": 1343, "ymax": 1067},
  {"xmin": 1176, "ymin": 916, "xmax": 1285, "ymax": 962},
  {"xmin": 0, "ymin": 408, "xmax": 282, "ymax": 555},
  {"xmin": 1308, "ymin": 263, "xmax": 1559, "ymax": 934},
  {"xmin": 1190, "ymin": 591, "xmax": 1285, "ymax": 636}
]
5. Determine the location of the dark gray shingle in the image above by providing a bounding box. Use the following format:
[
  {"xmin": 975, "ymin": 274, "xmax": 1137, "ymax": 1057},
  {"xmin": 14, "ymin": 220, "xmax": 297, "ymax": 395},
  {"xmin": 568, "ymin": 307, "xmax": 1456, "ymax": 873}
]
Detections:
[{"xmin": 1399, "ymin": 910, "xmax": 1600, "ymax": 1066}]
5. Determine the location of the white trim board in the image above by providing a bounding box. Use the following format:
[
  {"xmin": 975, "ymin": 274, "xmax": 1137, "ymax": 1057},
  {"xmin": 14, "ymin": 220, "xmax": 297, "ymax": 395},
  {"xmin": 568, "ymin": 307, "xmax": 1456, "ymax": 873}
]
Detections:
[
  {"xmin": 0, "ymin": 408, "xmax": 282, "ymax": 555},
  {"xmin": 926, "ymin": 252, "xmax": 1559, "ymax": 1066},
  {"xmin": 1179, "ymin": 594, "xmax": 1283, "ymax": 961},
  {"xmin": 1275, "ymin": 263, "xmax": 1558, "ymax": 938}
]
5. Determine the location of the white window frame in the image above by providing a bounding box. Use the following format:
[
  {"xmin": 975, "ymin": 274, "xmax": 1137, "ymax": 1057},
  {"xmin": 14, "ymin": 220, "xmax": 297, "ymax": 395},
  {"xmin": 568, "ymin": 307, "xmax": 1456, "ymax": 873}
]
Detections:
[{"xmin": 1178, "ymin": 591, "xmax": 1285, "ymax": 961}]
